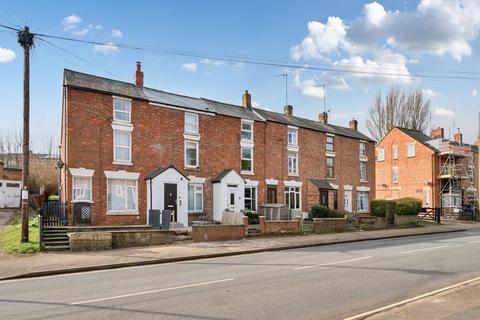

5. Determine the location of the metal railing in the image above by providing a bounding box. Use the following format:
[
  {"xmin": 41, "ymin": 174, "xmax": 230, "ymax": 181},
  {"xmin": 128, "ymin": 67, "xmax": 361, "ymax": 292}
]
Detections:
[{"xmin": 40, "ymin": 201, "xmax": 68, "ymax": 226}]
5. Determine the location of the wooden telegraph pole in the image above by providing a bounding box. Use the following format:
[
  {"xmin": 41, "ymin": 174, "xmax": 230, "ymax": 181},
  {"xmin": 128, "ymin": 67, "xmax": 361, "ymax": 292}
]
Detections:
[{"xmin": 17, "ymin": 26, "xmax": 34, "ymax": 243}]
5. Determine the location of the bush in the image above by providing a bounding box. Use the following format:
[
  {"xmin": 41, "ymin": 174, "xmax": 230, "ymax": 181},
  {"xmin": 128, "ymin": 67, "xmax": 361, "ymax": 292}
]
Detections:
[
  {"xmin": 371, "ymin": 200, "xmax": 397, "ymax": 217},
  {"xmin": 244, "ymin": 210, "xmax": 259, "ymax": 224},
  {"xmin": 311, "ymin": 204, "xmax": 345, "ymax": 218},
  {"xmin": 395, "ymin": 198, "xmax": 422, "ymax": 216}
]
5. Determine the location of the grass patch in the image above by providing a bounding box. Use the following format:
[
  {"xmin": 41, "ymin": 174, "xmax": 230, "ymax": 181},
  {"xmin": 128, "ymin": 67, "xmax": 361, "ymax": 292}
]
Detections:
[{"xmin": 0, "ymin": 213, "xmax": 40, "ymax": 255}]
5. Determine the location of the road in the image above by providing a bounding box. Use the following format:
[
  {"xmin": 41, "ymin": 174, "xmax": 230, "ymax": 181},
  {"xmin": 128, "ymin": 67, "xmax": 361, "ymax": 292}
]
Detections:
[{"xmin": 1, "ymin": 230, "xmax": 480, "ymax": 320}]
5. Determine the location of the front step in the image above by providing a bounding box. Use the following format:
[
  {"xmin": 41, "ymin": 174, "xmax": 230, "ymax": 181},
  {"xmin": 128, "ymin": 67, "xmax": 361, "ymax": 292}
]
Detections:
[
  {"xmin": 42, "ymin": 227, "xmax": 70, "ymax": 251},
  {"xmin": 44, "ymin": 245, "xmax": 70, "ymax": 251}
]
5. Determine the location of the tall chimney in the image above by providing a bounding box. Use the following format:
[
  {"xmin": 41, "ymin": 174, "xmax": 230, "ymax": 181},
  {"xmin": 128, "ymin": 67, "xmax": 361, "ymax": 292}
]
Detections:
[
  {"xmin": 319, "ymin": 112, "xmax": 328, "ymax": 124},
  {"xmin": 349, "ymin": 118, "xmax": 358, "ymax": 131},
  {"xmin": 135, "ymin": 61, "xmax": 144, "ymax": 88},
  {"xmin": 454, "ymin": 128, "xmax": 463, "ymax": 145},
  {"xmin": 431, "ymin": 127, "xmax": 444, "ymax": 139},
  {"xmin": 284, "ymin": 105, "xmax": 293, "ymax": 117},
  {"xmin": 242, "ymin": 90, "xmax": 252, "ymax": 108}
]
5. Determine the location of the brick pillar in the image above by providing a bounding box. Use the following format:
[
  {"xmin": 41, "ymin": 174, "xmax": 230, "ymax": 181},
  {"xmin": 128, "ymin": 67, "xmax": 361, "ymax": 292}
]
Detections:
[{"xmin": 259, "ymin": 216, "xmax": 266, "ymax": 234}]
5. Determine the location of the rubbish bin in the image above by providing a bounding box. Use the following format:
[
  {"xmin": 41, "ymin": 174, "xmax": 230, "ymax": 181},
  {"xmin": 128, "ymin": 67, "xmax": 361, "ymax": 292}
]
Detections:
[
  {"xmin": 161, "ymin": 209, "xmax": 171, "ymax": 230},
  {"xmin": 148, "ymin": 209, "xmax": 161, "ymax": 230}
]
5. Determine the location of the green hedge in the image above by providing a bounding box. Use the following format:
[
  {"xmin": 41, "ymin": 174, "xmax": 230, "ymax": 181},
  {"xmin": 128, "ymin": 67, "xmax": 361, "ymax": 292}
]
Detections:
[
  {"xmin": 371, "ymin": 198, "xmax": 422, "ymax": 216},
  {"xmin": 311, "ymin": 204, "xmax": 346, "ymax": 218},
  {"xmin": 244, "ymin": 211, "xmax": 259, "ymax": 224}
]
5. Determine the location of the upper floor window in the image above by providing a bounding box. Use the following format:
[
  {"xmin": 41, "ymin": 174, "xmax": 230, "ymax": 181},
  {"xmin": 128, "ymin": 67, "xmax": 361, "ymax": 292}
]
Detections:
[
  {"xmin": 241, "ymin": 147, "xmax": 253, "ymax": 173},
  {"xmin": 407, "ymin": 143, "xmax": 415, "ymax": 158},
  {"xmin": 185, "ymin": 113, "xmax": 199, "ymax": 134},
  {"xmin": 288, "ymin": 151, "xmax": 298, "ymax": 175},
  {"xmin": 393, "ymin": 167, "xmax": 399, "ymax": 183},
  {"xmin": 326, "ymin": 135, "xmax": 334, "ymax": 152},
  {"xmin": 360, "ymin": 161, "xmax": 367, "ymax": 181},
  {"xmin": 392, "ymin": 145, "xmax": 398, "ymax": 160},
  {"xmin": 185, "ymin": 140, "xmax": 199, "ymax": 168},
  {"xmin": 377, "ymin": 148, "xmax": 385, "ymax": 161},
  {"xmin": 359, "ymin": 142, "xmax": 366, "ymax": 157},
  {"xmin": 326, "ymin": 157, "xmax": 334, "ymax": 178},
  {"xmin": 241, "ymin": 120, "xmax": 253, "ymax": 142},
  {"xmin": 288, "ymin": 127, "xmax": 298, "ymax": 145},
  {"xmin": 114, "ymin": 130, "xmax": 132, "ymax": 163},
  {"xmin": 113, "ymin": 98, "xmax": 131, "ymax": 123}
]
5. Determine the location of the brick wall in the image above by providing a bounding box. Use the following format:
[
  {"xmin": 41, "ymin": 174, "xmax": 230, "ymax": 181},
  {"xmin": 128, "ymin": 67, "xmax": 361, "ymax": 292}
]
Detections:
[{"xmin": 0, "ymin": 162, "xmax": 21, "ymax": 181}]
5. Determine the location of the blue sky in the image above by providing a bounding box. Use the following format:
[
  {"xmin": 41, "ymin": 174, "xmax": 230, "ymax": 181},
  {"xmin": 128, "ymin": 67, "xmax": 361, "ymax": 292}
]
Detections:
[{"xmin": 0, "ymin": 0, "xmax": 479, "ymax": 151}]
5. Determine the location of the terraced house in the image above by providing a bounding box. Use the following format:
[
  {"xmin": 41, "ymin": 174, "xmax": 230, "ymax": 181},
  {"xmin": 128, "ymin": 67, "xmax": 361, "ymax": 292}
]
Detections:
[{"xmin": 60, "ymin": 63, "xmax": 375, "ymax": 226}]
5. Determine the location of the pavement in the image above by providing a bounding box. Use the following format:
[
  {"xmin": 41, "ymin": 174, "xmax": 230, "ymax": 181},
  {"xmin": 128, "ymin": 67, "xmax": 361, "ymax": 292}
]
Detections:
[
  {"xmin": 1, "ymin": 229, "xmax": 480, "ymax": 319},
  {"xmin": 0, "ymin": 221, "xmax": 479, "ymax": 280}
]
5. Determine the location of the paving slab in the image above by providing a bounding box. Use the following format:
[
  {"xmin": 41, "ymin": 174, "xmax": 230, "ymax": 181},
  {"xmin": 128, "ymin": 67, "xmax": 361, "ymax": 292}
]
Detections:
[{"xmin": 0, "ymin": 221, "xmax": 479, "ymax": 280}]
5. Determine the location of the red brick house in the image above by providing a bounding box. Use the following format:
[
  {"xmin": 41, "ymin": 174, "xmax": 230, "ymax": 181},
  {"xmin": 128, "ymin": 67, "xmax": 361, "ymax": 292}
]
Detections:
[
  {"xmin": 60, "ymin": 63, "xmax": 375, "ymax": 226},
  {"xmin": 375, "ymin": 127, "xmax": 479, "ymax": 212}
]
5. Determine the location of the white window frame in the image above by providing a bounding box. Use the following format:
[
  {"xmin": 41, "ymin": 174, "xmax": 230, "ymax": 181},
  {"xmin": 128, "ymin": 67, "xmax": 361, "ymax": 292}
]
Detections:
[
  {"xmin": 184, "ymin": 112, "xmax": 199, "ymax": 134},
  {"xmin": 377, "ymin": 148, "xmax": 385, "ymax": 161},
  {"xmin": 113, "ymin": 129, "xmax": 132, "ymax": 164},
  {"xmin": 113, "ymin": 97, "xmax": 132, "ymax": 123},
  {"xmin": 288, "ymin": 127, "xmax": 298, "ymax": 146},
  {"xmin": 188, "ymin": 184, "xmax": 203, "ymax": 212},
  {"xmin": 392, "ymin": 144, "xmax": 398, "ymax": 160},
  {"xmin": 288, "ymin": 151, "xmax": 299, "ymax": 176},
  {"xmin": 357, "ymin": 191, "xmax": 369, "ymax": 213},
  {"xmin": 407, "ymin": 143, "xmax": 416, "ymax": 158},
  {"xmin": 241, "ymin": 146, "xmax": 254, "ymax": 174},
  {"xmin": 393, "ymin": 166, "xmax": 399, "ymax": 184},
  {"xmin": 184, "ymin": 140, "xmax": 199, "ymax": 168},
  {"xmin": 360, "ymin": 161, "xmax": 367, "ymax": 182},
  {"xmin": 241, "ymin": 120, "xmax": 254, "ymax": 142},
  {"xmin": 285, "ymin": 186, "xmax": 301, "ymax": 210},
  {"xmin": 72, "ymin": 176, "xmax": 92, "ymax": 203},
  {"xmin": 244, "ymin": 186, "xmax": 257, "ymax": 211},
  {"xmin": 326, "ymin": 135, "xmax": 334, "ymax": 152},
  {"xmin": 359, "ymin": 142, "xmax": 366, "ymax": 157},
  {"xmin": 106, "ymin": 178, "xmax": 138, "ymax": 214},
  {"xmin": 326, "ymin": 156, "xmax": 335, "ymax": 178}
]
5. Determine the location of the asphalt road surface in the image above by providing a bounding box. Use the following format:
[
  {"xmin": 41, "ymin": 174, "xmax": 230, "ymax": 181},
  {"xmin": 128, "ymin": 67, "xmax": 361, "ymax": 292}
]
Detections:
[{"xmin": 2, "ymin": 230, "xmax": 480, "ymax": 320}]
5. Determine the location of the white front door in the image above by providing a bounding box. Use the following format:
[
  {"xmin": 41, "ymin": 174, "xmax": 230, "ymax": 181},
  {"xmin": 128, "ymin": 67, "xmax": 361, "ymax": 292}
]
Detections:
[
  {"xmin": 228, "ymin": 186, "xmax": 237, "ymax": 211},
  {"xmin": 344, "ymin": 190, "xmax": 352, "ymax": 212}
]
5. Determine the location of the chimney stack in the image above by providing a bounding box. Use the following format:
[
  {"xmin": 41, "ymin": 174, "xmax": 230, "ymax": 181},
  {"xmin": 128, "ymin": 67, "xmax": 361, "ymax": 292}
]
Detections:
[
  {"xmin": 431, "ymin": 127, "xmax": 444, "ymax": 139},
  {"xmin": 284, "ymin": 105, "xmax": 293, "ymax": 117},
  {"xmin": 242, "ymin": 90, "xmax": 252, "ymax": 109},
  {"xmin": 454, "ymin": 128, "xmax": 463, "ymax": 145},
  {"xmin": 349, "ymin": 118, "xmax": 358, "ymax": 131},
  {"xmin": 135, "ymin": 61, "xmax": 144, "ymax": 88},
  {"xmin": 319, "ymin": 112, "xmax": 328, "ymax": 124}
]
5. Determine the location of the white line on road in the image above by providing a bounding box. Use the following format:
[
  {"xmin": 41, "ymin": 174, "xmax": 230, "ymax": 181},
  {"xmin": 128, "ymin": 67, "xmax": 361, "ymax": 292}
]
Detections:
[
  {"xmin": 468, "ymin": 240, "xmax": 480, "ymax": 244},
  {"xmin": 399, "ymin": 245, "xmax": 448, "ymax": 254},
  {"xmin": 344, "ymin": 275, "xmax": 480, "ymax": 320},
  {"xmin": 294, "ymin": 256, "xmax": 373, "ymax": 270},
  {"xmin": 69, "ymin": 278, "xmax": 235, "ymax": 305}
]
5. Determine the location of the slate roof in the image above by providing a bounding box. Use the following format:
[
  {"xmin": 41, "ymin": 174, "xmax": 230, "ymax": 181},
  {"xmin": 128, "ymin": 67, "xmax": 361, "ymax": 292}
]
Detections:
[
  {"xmin": 308, "ymin": 178, "xmax": 335, "ymax": 190},
  {"xmin": 64, "ymin": 69, "xmax": 375, "ymax": 141},
  {"xmin": 144, "ymin": 165, "xmax": 189, "ymax": 180}
]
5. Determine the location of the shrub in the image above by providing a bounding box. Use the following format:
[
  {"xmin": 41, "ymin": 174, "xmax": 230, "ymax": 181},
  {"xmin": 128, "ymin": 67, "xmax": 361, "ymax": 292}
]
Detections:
[
  {"xmin": 244, "ymin": 210, "xmax": 259, "ymax": 224},
  {"xmin": 311, "ymin": 204, "xmax": 345, "ymax": 218},
  {"xmin": 395, "ymin": 198, "xmax": 422, "ymax": 215},
  {"xmin": 371, "ymin": 199, "xmax": 397, "ymax": 217}
]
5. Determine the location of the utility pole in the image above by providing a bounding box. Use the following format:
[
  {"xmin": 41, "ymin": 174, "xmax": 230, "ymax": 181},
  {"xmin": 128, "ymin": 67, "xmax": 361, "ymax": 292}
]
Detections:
[{"xmin": 17, "ymin": 26, "xmax": 34, "ymax": 243}]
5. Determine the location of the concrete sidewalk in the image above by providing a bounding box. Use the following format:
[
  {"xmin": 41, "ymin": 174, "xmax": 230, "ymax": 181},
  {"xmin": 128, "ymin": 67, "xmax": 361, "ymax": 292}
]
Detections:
[
  {"xmin": 1, "ymin": 222, "xmax": 479, "ymax": 280},
  {"xmin": 364, "ymin": 278, "xmax": 480, "ymax": 319}
]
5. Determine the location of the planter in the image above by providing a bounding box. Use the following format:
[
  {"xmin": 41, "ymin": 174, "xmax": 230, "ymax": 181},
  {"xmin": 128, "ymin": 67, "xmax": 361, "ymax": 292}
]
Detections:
[
  {"xmin": 394, "ymin": 214, "xmax": 418, "ymax": 227},
  {"xmin": 259, "ymin": 216, "xmax": 302, "ymax": 235},
  {"xmin": 192, "ymin": 224, "xmax": 245, "ymax": 242},
  {"xmin": 312, "ymin": 216, "xmax": 348, "ymax": 234}
]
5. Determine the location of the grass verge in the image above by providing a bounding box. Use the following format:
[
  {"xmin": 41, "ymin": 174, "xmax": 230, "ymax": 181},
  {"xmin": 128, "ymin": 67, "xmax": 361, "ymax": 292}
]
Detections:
[{"xmin": 0, "ymin": 213, "xmax": 40, "ymax": 255}]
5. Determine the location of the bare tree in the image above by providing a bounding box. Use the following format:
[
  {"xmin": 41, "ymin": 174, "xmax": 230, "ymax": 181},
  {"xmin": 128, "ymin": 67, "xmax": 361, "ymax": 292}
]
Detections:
[
  {"xmin": 366, "ymin": 87, "xmax": 431, "ymax": 141},
  {"xmin": 0, "ymin": 130, "xmax": 22, "ymax": 168}
]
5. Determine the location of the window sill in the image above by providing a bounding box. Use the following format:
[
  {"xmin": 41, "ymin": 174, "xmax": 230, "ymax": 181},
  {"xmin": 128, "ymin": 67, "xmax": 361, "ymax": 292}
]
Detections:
[
  {"xmin": 106, "ymin": 211, "xmax": 139, "ymax": 215},
  {"xmin": 113, "ymin": 161, "xmax": 133, "ymax": 166},
  {"xmin": 241, "ymin": 171, "xmax": 255, "ymax": 176},
  {"xmin": 185, "ymin": 166, "xmax": 200, "ymax": 171},
  {"xmin": 72, "ymin": 200, "xmax": 94, "ymax": 204},
  {"xmin": 360, "ymin": 180, "xmax": 368, "ymax": 183},
  {"xmin": 288, "ymin": 173, "xmax": 299, "ymax": 177}
]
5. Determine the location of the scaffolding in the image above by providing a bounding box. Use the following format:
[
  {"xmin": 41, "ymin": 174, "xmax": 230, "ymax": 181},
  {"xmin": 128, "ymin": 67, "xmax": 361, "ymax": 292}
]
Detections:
[{"xmin": 437, "ymin": 141, "xmax": 478, "ymax": 219}]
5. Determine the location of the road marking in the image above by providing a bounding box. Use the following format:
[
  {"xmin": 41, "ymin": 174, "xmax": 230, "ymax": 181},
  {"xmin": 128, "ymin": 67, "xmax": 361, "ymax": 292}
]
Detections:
[
  {"xmin": 69, "ymin": 278, "xmax": 235, "ymax": 305},
  {"xmin": 468, "ymin": 240, "xmax": 480, "ymax": 244},
  {"xmin": 294, "ymin": 256, "xmax": 373, "ymax": 270},
  {"xmin": 399, "ymin": 245, "xmax": 448, "ymax": 254},
  {"xmin": 344, "ymin": 275, "xmax": 480, "ymax": 320}
]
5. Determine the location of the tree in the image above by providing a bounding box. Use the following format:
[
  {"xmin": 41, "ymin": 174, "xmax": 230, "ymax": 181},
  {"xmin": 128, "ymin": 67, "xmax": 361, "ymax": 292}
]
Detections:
[{"xmin": 366, "ymin": 87, "xmax": 431, "ymax": 141}]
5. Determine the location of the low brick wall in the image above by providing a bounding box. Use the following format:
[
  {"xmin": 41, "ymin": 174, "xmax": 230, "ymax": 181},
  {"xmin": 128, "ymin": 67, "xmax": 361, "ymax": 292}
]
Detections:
[
  {"xmin": 259, "ymin": 216, "xmax": 302, "ymax": 235},
  {"xmin": 356, "ymin": 215, "xmax": 387, "ymax": 229},
  {"xmin": 69, "ymin": 232, "xmax": 112, "ymax": 251},
  {"xmin": 192, "ymin": 224, "xmax": 245, "ymax": 242},
  {"xmin": 394, "ymin": 214, "xmax": 418, "ymax": 227},
  {"xmin": 312, "ymin": 217, "xmax": 348, "ymax": 234},
  {"xmin": 111, "ymin": 230, "xmax": 175, "ymax": 248}
]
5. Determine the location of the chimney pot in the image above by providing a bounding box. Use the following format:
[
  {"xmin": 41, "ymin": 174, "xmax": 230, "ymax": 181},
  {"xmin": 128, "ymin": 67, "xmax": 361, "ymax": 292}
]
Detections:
[
  {"xmin": 135, "ymin": 61, "xmax": 144, "ymax": 88},
  {"xmin": 349, "ymin": 118, "xmax": 358, "ymax": 131},
  {"xmin": 284, "ymin": 105, "xmax": 293, "ymax": 117},
  {"xmin": 242, "ymin": 90, "xmax": 252, "ymax": 109},
  {"xmin": 319, "ymin": 112, "xmax": 328, "ymax": 124},
  {"xmin": 431, "ymin": 127, "xmax": 444, "ymax": 139}
]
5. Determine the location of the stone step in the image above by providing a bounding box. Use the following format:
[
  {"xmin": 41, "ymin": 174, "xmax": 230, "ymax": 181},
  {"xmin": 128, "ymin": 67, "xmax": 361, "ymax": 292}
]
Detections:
[
  {"xmin": 43, "ymin": 240, "xmax": 70, "ymax": 246},
  {"xmin": 43, "ymin": 245, "xmax": 70, "ymax": 251},
  {"xmin": 43, "ymin": 236, "xmax": 69, "ymax": 242}
]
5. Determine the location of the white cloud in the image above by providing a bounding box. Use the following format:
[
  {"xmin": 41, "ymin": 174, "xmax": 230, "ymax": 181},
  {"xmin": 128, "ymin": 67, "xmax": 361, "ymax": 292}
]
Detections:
[
  {"xmin": 364, "ymin": 2, "xmax": 387, "ymax": 26},
  {"xmin": 62, "ymin": 14, "xmax": 81, "ymax": 30},
  {"xmin": 200, "ymin": 58, "xmax": 226, "ymax": 66},
  {"xmin": 291, "ymin": 17, "xmax": 347, "ymax": 60},
  {"xmin": 0, "ymin": 47, "xmax": 16, "ymax": 63},
  {"xmin": 72, "ymin": 28, "xmax": 89, "ymax": 36},
  {"xmin": 471, "ymin": 89, "xmax": 478, "ymax": 96},
  {"xmin": 294, "ymin": 74, "xmax": 325, "ymax": 98},
  {"xmin": 88, "ymin": 24, "xmax": 102, "ymax": 30},
  {"xmin": 432, "ymin": 107, "xmax": 455, "ymax": 117},
  {"xmin": 182, "ymin": 62, "xmax": 198, "ymax": 72},
  {"xmin": 111, "ymin": 29, "xmax": 123, "ymax": 38},
  {"xmin": 422, "ymin": 89, "xmax": 437, "ymax": 98},
  {"xmin": 93, "ymin": 41, "xmax": 119, "ymax": 54}
]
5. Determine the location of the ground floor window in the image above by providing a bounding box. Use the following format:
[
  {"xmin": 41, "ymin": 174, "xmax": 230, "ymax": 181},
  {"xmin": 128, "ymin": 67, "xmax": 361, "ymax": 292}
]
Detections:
[
  {"xmin": 188, "ymin": 184, "xmax": 203, "ymax": 212},
  {"xmin": 244, "ymin": 186, "xmax": 257, "ymax": 211},
  {"xmin": 285, "ymin": 186, "xmax": 301, "ymax": 210},
  {"xmin": 72, "ymin": 176, "xmax": 92, "ymax": 202},
  {"xmin": 107, "ymin": 179, "xmax": 137, "ymax": 212},
  {"xmin": 357, "ymin": 191, "xmax": 369, "ymax": 212}
]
